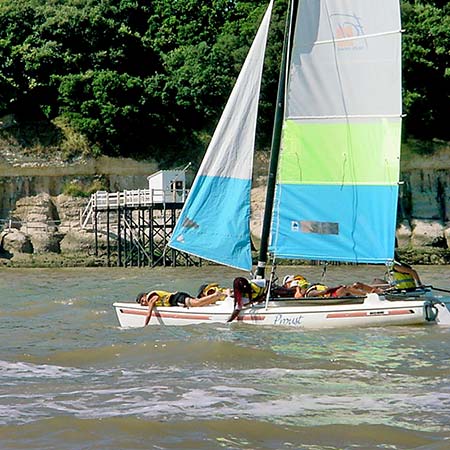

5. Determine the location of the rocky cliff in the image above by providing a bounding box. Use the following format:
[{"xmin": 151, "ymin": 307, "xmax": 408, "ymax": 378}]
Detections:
[
  {"xmin": 0, "ymin": 149, "xmax": 158, "ymax": 266},
  {"xmin": 1, "ymin": 145, "xmax": 450, "ymax": 265},
  {"xmin": 396, "ymin": 146, "xmax": 450, "ymax": 253}
]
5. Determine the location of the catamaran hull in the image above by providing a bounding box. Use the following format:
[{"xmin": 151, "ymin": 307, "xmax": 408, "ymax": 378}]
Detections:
[{"xmin": 113, "ymin": 294, "xmax": 447, "ymax": 329}]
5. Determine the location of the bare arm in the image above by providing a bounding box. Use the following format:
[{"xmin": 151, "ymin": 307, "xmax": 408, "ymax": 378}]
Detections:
[{"xmin": 144, "ymin": 297, "xmax": 158, "ymax": 326}]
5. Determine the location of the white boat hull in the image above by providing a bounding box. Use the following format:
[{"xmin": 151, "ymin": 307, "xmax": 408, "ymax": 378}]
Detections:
[{"xmin": 113, "ymin": 293, "xmax": 447, "ymax": 329}]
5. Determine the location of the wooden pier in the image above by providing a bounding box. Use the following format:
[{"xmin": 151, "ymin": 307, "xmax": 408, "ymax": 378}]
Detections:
[{"xmin": 81, "ymin": 188, "xmax": 200, "ymax": 267}]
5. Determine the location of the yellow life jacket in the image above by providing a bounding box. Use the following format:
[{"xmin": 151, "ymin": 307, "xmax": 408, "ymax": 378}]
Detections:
[
  {"xmin": 199, "ymin": 283, "xmax": 227, "ymax": 297},
  {"xmin": 284, "ymin": 274, "xmax": 309, "ymax": 288},
  {"xmin": 250, "ymin": 281, "xmax": 266, "ymax": 301},
  {"xmin": 390, "ymin": 271, "xmax": 416, "ymax": 289},
  {"xmin": 305, "ymin": 283, "xmax": 328, "ymax": 297},
  {"xmin": 148, "ymin": 290, "xmax": 173, "ymax": 306},
  {"xmin": 292, "ymin": 275, "xmax": 309, "ymax": 289}
]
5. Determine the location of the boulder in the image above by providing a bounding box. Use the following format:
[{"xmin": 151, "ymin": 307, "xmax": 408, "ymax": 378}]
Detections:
[
  {"xmin": 444, "ymin": 223, "xmax": 450, "ymax": 248},
  {"xmin": 396, "ymin": 221, "xmax": 412, "ymax": 248},
  {"xmin": 59, "ymin": 229, "xmax": 100, "ymax": 253},
  {"xmin": 54, "ymin": 194, "xmax": 88, "ymax": 221},
  {"xmin": 1, "ymin": 229, "xmax": 33, "ymax": 254},
  {"xmin": 13, "ymin": 193, "xmax": 59, "ymax": 233},
  {"xmin": 30, "ymin": 232, "xmax": 63, "ymax": 253},
  {"xmin": 410, "ymin": 219, "xmax": 445, "ymax": 247}
]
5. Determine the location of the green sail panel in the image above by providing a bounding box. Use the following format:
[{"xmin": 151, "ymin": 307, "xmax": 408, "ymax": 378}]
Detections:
[{"xmin": 279, "ymin": 119, "xmax": 401, "ymax": 185}]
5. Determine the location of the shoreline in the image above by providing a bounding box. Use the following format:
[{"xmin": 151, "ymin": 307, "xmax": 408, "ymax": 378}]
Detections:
[{"xmin": 1, "ymin": 248, "xmax": 449, "ymax": 268}]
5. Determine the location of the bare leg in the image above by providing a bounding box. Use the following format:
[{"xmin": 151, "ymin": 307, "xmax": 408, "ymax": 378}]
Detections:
[
  {"xmin": 189, "ymin": 289, "xmax": 230, "ymax": 307},
  {"xmin": 351, "ymin": 282, "xmax": 383, "ymax": 294},
  {"xmin": 334, "ymin": 285, "xmax": 369, "ymax": 297}
]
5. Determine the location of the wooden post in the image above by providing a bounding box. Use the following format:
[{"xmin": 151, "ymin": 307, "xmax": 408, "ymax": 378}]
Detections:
[
  {"xmin": 106, "ymin": 207, "xmax": 110, "ymax": 267},
  {"xmin": 149, "ymin": 206, "xmax": 154, "ymax": 266},
  {"xmin": 94, "ymin": 208, "xmax": 98, "ymax": 257},
  {"xmin": 117, "ymin": 207, "xmax": 122, "ymax": 267},
  {"xmin": 138, "ymin": 209, "xmax": 142, "ymax": 267}
]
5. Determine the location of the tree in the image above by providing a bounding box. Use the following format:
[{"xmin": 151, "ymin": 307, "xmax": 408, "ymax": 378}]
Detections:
[
  {"xmin": 402, "ymin": 0, "xmax": 450, "ymax": 141},
  {"xmin": 1, "ymin": 0, "xmax": 447, "ymax": 163}
]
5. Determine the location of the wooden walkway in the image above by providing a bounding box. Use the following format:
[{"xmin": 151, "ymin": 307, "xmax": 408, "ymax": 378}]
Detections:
[{"xmin": 81, "ymin": 189, "xmax": 200, "ymax": 267}]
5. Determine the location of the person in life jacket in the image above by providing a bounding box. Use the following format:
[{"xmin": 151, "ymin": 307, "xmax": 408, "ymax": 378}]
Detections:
[
  {"xmin": 389, "ymin": 261, "xmax": 423, "ymax": 290},
  {"xmin": 284, "ymin": 275, "xmax": 310, "ymax": 298},
  {"xmin": 271, "ymin": 274, "xmax": 310, "ymax": 298},
  {"xmin": 305, "ymin": 282, "xmax": 380, "ymax": 298},
  {"xmin": 280, "ymin": 275, "xmax": 376, "ymax": 298},
  {"xmin": 136, "ymin": 288, "xmax": 229, "ymax": 326},
  {"xmin": 227, "ymin": 277, "xmax": 266, "ymax": 322},
  {"xmin": 196, "ymin": 282, "xmax": 229, "ymax": 298}
]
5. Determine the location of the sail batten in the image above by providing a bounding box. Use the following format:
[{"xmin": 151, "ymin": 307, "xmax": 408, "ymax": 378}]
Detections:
[
  {"xmin": 289, "ymin": 115, "xmax": 402, "ymax": 120},
  {"xmin": 314, "ymin": 29, "xmax": 402, "ymax": 46}
]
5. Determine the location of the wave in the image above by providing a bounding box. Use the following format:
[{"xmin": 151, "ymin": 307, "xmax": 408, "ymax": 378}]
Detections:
[{"xmin": 1, "ymin": 357, "xmax": 450, "ymax": 437}]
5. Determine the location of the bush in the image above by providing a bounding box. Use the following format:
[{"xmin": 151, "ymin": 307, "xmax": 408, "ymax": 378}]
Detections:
[{"xmin": 62, "ymin": 177, "xmax": 108, "ymax": 197}]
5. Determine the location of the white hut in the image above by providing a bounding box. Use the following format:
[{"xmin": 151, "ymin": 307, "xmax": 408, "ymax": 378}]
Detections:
[{"xmin": 147, "ymin": 170, "xmax": 186, "ymax": 203}]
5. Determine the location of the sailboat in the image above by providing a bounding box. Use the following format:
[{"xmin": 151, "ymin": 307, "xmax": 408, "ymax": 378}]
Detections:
[{"xmin": 113, "ymin": 0, "xmax": 450, "ymax": 328}]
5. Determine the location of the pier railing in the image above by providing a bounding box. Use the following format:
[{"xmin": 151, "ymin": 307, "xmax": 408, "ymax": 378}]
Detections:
[{"xmin": 80, "ymin": 188, "xmax": 188, "ymax": 229}]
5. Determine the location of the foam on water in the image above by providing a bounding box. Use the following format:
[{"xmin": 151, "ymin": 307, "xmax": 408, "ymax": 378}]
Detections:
[
  {"xmin": 1, "ymin": 356, "xmax": 450, "ymax": 434},
  {"xmin": 0, "ymin": 360, "xmax": 84, "ymax": 379}
]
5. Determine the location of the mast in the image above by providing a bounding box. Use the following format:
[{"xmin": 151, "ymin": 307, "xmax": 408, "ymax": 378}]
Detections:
[{"xmin": 255, "ymin": 0, "xmax": 298, "ymax": 279}]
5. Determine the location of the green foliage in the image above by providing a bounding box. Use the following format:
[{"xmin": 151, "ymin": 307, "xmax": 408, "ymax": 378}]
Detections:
[
  {"xmin": 0, "ymin": 0, "xmax": 448, "ymax": 163},
  {"xmin": 62, "ymin": 182, "xmax": 90, "ymax": 198},
  {"xmin": 402, "ymin": 0, "xmax": 450, "ymax": 141},
  {"xmin": 62, "ymin": 177, "xmax": 108, "ymax": 197},
  {"xmin": 52, "ymin": 115, "xmax": 91, "ymax": 158},
  {"xmin": 0, "ymin": 0, "xmax": 268, "ymax": 161}
]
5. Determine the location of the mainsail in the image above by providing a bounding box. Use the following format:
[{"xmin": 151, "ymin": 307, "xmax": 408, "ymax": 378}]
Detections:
[
  {"xmin": 270, "ymin": 0, "xmax": 402, "ymax": 263},
  {"xmin": 169, "ymin": 1, "xmax": 274, "ymax": 271}
]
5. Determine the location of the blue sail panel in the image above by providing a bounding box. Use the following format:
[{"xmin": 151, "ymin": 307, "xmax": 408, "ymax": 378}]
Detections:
[
  {"xmin": 170, "ymin": 175, "xmax": 252, "ymax": 271},
  {"xmin": 270, "ymin": 184, "xmax": 398, "ymax": 263}
]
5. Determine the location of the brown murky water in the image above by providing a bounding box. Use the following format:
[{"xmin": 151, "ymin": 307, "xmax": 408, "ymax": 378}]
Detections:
[{"xmin": 1, "ymin": 265, "xmax": 449, "ymax": 449}]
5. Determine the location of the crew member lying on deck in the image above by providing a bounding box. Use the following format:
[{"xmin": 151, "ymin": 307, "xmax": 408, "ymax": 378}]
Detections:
[
  {"xmin": 271, "ymin": 275, "xmax": 310, "ymax": 298},
  {"xmin": 285, "ymin": 275, "xmax": 310, "ymax": 298},
  {"xmin": 274, "ymin": 274, "xmax": 381, "ymax": 299},
  {"xmin": 136, "ymin": 289, "xmax": 228, "ymax": 326},
  {"xmin": 372, "ymin": 260, "xmax": 423, "ymax": 291},
  {"xmin": 304, "ymin": 282, "xmax": 381, "ymax": 298}
]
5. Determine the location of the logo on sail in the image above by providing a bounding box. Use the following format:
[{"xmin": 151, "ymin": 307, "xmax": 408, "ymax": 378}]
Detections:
[
  {"xmin": 300, "ymin": 221, "xmax": 339, "ymax": 235},
  {"xmin": 182, "ymin": 217, "xmax": 199, "ymax": 229},
  {"xmin": 331, "ymin": 13, "xmax": 366, "ymax": 50}
]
